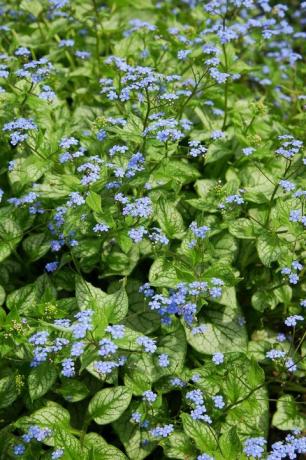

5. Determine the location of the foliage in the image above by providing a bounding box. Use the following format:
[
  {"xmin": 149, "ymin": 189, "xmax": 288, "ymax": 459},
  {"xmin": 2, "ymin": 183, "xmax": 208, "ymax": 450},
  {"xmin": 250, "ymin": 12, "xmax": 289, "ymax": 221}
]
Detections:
[{"xmin": 0, "ymin": 0, "xmax": 305, "ymax": 459}]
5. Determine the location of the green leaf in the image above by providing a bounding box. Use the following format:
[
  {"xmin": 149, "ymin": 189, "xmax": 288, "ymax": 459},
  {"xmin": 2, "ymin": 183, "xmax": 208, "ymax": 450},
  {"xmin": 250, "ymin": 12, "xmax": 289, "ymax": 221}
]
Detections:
[
  {"xmin": 88, "ymin": 386, "xmax": 132, "ymax": 425},
  {"xmin": 157, "ymin": 320, "xmax": 187, "ymax": 374},
  {"xmin": 256, "ymin": 232, "xmax": 286, "ymax": 267},
  {"xmin": 150, "ymin": 159, "xmax": 200, "ymax": 187},
  {"xmin": 16, "ymin": 401, "xmax": 70, "ymax": 436},
  {"xmin": 124, "ymin": 369, "xmax": 152, "ymax": 395},
  {"xmin": 228, "ymin": 218, "xmax": 260, "ymax": 239},
  {"xmin": 53, "ymin": 430, "xmax": 84, "ymax": 459},
  {"xmin": 22, "ymin": 233, "xmax": 50, "ymax": 261},
  {"xmin": 8, "ymin": 156, "xmax": 46, "ymax": 190},
  {"xmin": 113, "ymin": 410, "xmax": 154, "ymax": 460},
  {"xmin": 161, "ymin": 431, "xmax": 196, "ymax": 459},
  {"xmin": 86, "ymin": 191, "xmax": 102, "ymax": 213},
  {"xmin": 123, "ymin": 279, "xmax": 160, "ymax": 334},
  {"xmin": 76, "ymin": 277, "xmax": 128, "ymax": 336},
  {"xmin": 7, "ymin": 275, "xmax": 55, "ymax": 315},
  {"xmin": 272, "ymin": 395, "xmax": 306, "ymax": 431},
  {"xmin": 149, "ymin": 258, "xmax": 179, "ymax": 288},
  {"xmin": 155, "ymin": 198, "xmax": 185, "ymax": 239},
  {"xmin": 0, "ymin": 374, "xmax": 18, "ymax": 409},
  {"xmin": 56, "ymin": 380, "xmax": 90, "ymax": 403},
  {"xmin": 0, "ymin": 285, "xmax": 5, "ymax": 306},
  {"xmin": 20, "ymin": 0, "xmax": 43, "ymax": 17},
  {"xmin": 205, "ymin": 141, "xmax": 233, "ymax": 164},
  {"xmin": 181, "ymin": 413, "xmax": 218, "ymax": 453},
  {"xmin": 84, "ymin": 433, "xmax": 127, "ymax": 460},
  {"xmin": 0, "ymin": 242, "xmax": 11, "ymax": 264},
  {"xmin": 185, "ymin": 288, "xmax": 247, "ymax": 353},
  {"xmin": 28, "ymin": 363, "xmax": 57, "ymax": 400},
  {"xmin": 251, "ymin": 290, "xmax": 278, "ymax": 312},
  {"xmin": 219, "ymin": 427, "xmax": 242, "ymax": 460}
]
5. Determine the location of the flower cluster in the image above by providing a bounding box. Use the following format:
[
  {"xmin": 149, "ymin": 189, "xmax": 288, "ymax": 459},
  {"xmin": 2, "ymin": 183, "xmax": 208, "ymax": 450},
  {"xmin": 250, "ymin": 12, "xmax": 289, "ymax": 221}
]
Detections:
[{"xmin": 140, "ymin": 279, "xmax": 224, "ymax": 326}]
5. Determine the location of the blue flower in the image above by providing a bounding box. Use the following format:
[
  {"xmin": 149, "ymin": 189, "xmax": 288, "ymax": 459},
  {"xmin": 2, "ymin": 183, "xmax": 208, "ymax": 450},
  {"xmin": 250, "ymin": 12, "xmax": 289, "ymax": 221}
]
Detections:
[
  {"xmin": 94, "ymin": 361, "xmax": 118, "ymax": 374},
  {"xmin": 149, "ymin": 424, "xmax": 174, "ymax": 438},
  {"xmin": 45, "ymin": 261, "xmax": 59, "ymax": 272},
  {"xmin": 93, "ymin": 223, "xmax": 109, "ymax": 233},
  {"xmin": 158, "ymin": 353, "xmax": 170, "ymax": 368},
  {"xmin": 212, "ymin": 352, "xmax": 224, "ymax": 365},
  {"xmin": 284, "ymin": 315, "xmax": 303, "ymax": 327},
  {"xmin": 131, "ymin": 411, "xmax": 141, "ymax": 423},
  {"xmin": 59, "ymin": 39, "xmax": 74, "ymax": 47},
  {"xmin": 243, "ymin": 437, "xmax": 266, "ymax": 458},
  {"xmin": 13, "ymin": 444, "xmax": 25, "ymax": 456},
  {"xmin": 106, "ymin": 325, "xmax": 125, "ymax": 339},
  {"xmin": 143, "ymin": 390, "xmax": 157, "ymax": 404},
  {"xmin": 29, "ymin": 331, "xmax": 49, "ymax": 345},
  {"xmin": 128, "ymin": 226, "xmax": 147, "ymax": 243},
  {"xmin": 61, "ymin": 358, "xmax": 75, "ymax": 377},
  {"xmin": 186, "ymin": 389, "xmax": 204, "ymax": 406},
  {"xmin": 98, "ymin": 339, "xmax": 118, "ymax": 357},
  {"xmin": 266, "ymin": 349, "xmax": 286, "ymax": 360},
  {"xmin": 197, "ymin": 455, "xmax": 215, "ymax": 460},
  {"xmin": 136, "ymin": 336, "xmax": 157, "ymax": 353},
  {"xmin": 242, "ymin": 147, "xmax": 255, "ymax": 156},
  {"xmin": 122, "ymin": 197, "xmax": 153, "ymax": 218},
  {"xmin": 23, "ymin": 425, "xmax": 52, "ymax": 443},
  {"xmin": 15, "ymin": 47, "xmax": 31, "ymax": 56},
  {"xmin": 51, "ymin": 449, "xmax": 64, "ymax": 459},
  {"xmin": 212, "ymin": 395, "xmax": 225, "ymax": 409},
  {"xmin": 72, "ymin": 310, "xmax": 93, "ymax": 338},
  {"xmin": 71, "ymin": 341, "xmax": 85, "ymax": 357},
  {"xmin": 96, "ymin": 129, "xmax": 107, "ymax": 141},
  {"xmin": 75, "ymin": 50, "xmax": 91, "ymax": 59}
]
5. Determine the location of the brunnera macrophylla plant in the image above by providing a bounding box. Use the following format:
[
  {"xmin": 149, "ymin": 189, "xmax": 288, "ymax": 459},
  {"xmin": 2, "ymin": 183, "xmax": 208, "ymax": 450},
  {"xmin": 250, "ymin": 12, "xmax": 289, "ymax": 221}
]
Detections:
[{"xmin": 0, "ymin": 0, "xmax": 305, "ymax": 458}]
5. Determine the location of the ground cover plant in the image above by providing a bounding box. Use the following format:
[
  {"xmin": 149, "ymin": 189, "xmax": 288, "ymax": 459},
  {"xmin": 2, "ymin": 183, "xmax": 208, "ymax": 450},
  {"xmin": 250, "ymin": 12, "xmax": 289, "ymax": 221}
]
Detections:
[{"xmin": 0, "ymin": 0, "xmax": 305, "ymax": 458}]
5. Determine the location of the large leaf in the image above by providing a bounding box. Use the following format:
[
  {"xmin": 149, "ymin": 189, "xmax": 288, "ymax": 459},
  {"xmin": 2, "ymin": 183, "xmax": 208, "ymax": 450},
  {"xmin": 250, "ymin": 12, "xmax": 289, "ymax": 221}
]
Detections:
[
  {"xmin": 185, "ymin": 288, "xmax": 247, "ymax": 354},
  {"xmin": 88, "ymin": 386, "xmax": 132, "ymax": 425},
  {"xmin": 155, "ymin": 198, "xmax": 185, "ymax": 239},
  {"xmin": 76, "ymin": 277, "xmax": 128, "ymax": 337},
  {"xmin": 84, "ymin": 433, "xmax": 127, "ymax": 460},
  {"xmin": 181, "ymin": 413, "xmax": 218, "ymax": 453},
  {"xmin": 28, "ymin": 363, "xmax": 57, "ymax": 400},
  {"xmin": 0, "ymin": 374, "xmax": 19, "ymax": 409},
  {"xmin": 272, "ymin": 395, "xmax": 306, "ymax": 431}
]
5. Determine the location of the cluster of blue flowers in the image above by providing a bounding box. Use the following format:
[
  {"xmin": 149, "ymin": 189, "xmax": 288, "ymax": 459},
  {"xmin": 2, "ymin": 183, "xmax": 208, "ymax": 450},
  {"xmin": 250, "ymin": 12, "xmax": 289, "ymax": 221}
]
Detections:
[
  {"xmin": 186, "ymin": 389, "xmax": 211, "ymax": 423},
  {"xmin": 3, "ymin": 117, "xmax": 37, "ymax": 145},
  {"xmin": 280, "ymin": 261, "xmax": 303, "ymax": 285},
  {"xmin": 13, "ymin": 425, "xmax": 63, "ymax": 458},
  {"xmin": 243, "ymin": 432, "xmax": 306, "ymax": 459},
  {"xmin": 140, "ymin": 279, "xmax": 224, "ymax": 326}
]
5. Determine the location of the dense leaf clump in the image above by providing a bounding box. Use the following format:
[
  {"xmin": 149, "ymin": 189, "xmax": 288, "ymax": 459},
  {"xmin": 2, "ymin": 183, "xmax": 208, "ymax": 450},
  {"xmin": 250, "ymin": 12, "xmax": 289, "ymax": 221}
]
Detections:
[{"xmin": 0, "ymin": 0, "xmax": 305, "ymax": 459}]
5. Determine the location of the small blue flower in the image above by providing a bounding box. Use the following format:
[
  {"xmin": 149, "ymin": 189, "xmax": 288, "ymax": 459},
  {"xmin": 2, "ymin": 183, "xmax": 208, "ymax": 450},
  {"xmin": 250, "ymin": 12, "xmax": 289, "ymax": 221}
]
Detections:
[
  {"xmin": 212, "ymin": 395, "xmax": 225, "ymax": 409},
  {"xmin": 284, "ymin": 315, "xmax": 303, "ymax": 327},
  {"xmin": 143, "ymin": 390, "xmax": 157, "ymax": 404},
  {"xmin": 51, "ymin": 449, "xmax": 64, "ymax": 459},
  {"xmin": 61, "ymin": 358, "xmax": 75, "ymax": 377},
  {"xmin": 106, "ymin": 325, "xmax": 125, "ymax": 339},
  {"xmin": 131, "ymin": 411, "xmax": 141, "ymax": 423},
  {"xmin": 93, "ymin": 223, "xmax": 109, "ymax": 233},
  {"xmin": 158, "ymin": 353, "xmax": 170, "ymax": 368},
  {"xmin": 149, "ymin": 424, "xmax": 174, "ymax": 438},
  {"xmin": 98, "ymin": 338, "xmax": 118, "ymax": 357},
  {"xmin": 242, "ymin": 147, "xmax": 255, "ymax": 156},
  {"xmin": 243, "ymin": 437, "xmax": 266, "ymax": 458},
  {"xmin": 13, "ymin": 444, "xmax": 25, "ymax": 456},
  {"xmin": 136, "ymin": 336, "xmax": 157, "ymax": 353},
  {"xmin": 94, "ymin": 361, "xmax": 118, "ymax": 374},
  {"xmin": 212, "ymin": 352, "xmax": 224, "ymax": 365}
]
